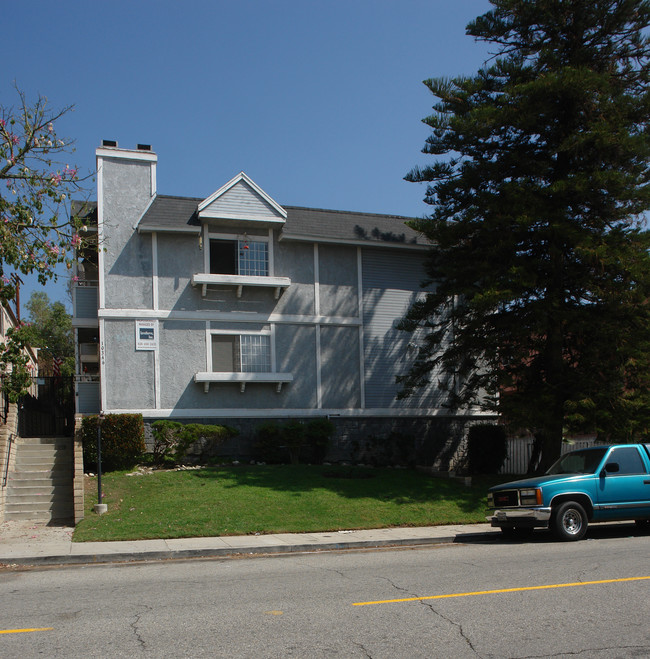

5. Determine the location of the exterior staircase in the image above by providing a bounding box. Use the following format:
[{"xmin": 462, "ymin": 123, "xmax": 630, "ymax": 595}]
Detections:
[{"xmin": 5, "ymin": 437, "xmax": 74, "ymax": 522}]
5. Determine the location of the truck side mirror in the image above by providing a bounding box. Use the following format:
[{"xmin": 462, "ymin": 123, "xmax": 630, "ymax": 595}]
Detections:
[{"xmin": 605, "ymin": 462, "xmax": 620, "ymax": 474}]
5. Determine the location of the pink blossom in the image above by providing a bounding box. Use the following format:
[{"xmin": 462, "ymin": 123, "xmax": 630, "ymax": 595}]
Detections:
[
  {"xmin": 51, "ymin": 173, "xmax": 62, "ymax": 185},
  {"xmin": 11, "ymin": 135, "xmax": 18, "ymax": 145},
  {"xmin": 72, "ymin": 275, "xmax": 79, "ymax": 282},
  {"xmin": 71, "ymin": 234, "xmax": 82, "ymax": 247}
]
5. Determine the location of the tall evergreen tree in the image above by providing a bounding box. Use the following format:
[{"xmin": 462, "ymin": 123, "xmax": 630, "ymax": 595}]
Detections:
[{"xmin": 399, "ymin": 0, "xmax": 650, "ymax": 471}]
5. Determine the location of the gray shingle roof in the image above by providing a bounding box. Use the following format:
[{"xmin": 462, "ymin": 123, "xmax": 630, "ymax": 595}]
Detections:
[
  {"xmin": 282, "ymin": 205, "xmax": 423, "ymax": 247},
  {"xmin": 137, "ymin": 195, "xmax": 202, "ymax": 233},
  {"xmin": 135, "ymin": 195, "xmax": 426, "ymax": 247}
]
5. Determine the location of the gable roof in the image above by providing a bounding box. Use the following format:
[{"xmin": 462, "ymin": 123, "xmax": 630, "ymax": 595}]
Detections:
[{"xmin": 197, "ymin": 172, "xmax": 286, "ymax": 226}]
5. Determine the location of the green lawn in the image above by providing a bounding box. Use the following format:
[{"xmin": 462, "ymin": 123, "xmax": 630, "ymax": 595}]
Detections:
[{"xmin": 74, "ymin": 465, "xmax": 506, "ymax": 542}]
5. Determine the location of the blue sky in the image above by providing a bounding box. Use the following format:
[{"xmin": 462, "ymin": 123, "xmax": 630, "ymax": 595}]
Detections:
[{"xmin": 3, "ymin": 0, "xmax": 493, "ymax": 309}]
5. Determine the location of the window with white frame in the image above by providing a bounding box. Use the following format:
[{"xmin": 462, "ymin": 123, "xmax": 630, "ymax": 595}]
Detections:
[
  {"xmin": 210, "ymin": 239, "xmax": 268, "ymax": 277},
  {"xmin": 211, "ymin": 333, "xmax": 271, "ymax": 373}
]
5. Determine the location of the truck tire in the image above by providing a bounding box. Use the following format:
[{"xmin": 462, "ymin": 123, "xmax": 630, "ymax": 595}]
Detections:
[{"xmin": 552, "ymin": 501, "xmax": 588, "ymax": 541}]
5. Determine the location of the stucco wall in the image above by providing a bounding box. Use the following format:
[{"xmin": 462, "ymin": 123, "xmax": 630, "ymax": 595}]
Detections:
[
  {"xmin": 103, "ymin": 319, "xmax": 155, "ymax": 410},
  {"xmin": 157, "ymin": 234, "xmax": 203, "ymax": 311},
  {"xmin": 102, "ymin": 158, "xmax": 154, "ymax": 310}
]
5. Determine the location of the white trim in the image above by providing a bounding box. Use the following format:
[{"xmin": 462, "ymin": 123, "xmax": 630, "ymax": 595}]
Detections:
[
  {"xmin": 208, "ymin": 230, "xmax": 271, "ymax": 243},
  {"xmin": 270, "ymin": 324, "xmax": 277, "ymax": 372},
  {"xmin": 268, "ymin": 228, "xmax": 275, "ymax": 276},
  {"xmin": 194, "ymin": 371, "xmax": 293, "ymax": 394},
  {"xmin": 357, "ymin": 247, "xmax": 365, "ymax": 409},
  {"xmin": 316, "ymin": 324, "xmax": 322, "ymax": 409},
  {"xmin": 197, "ymin": 171, "xmax": 287, "ymax": 219},
  {"xmin": 279, "ymin": 233, "xmax": 429, "ymax": 251},
  {"xmin": 205, "ymin": 322, "xmax": 211, "ymax": 371},
  {"xmin": 209, "ymin": 328, "xmax": 271, "ymax": 336},
  {"xmin": 152, "ymin": 232, "xmax": 158, "ymax": 311},
  {"xmin": 203, "ymin": 225, "xmax": 210, "ymax": 273},
  {"xmin": 96, "ymin": 156, "xmax": 105, "ymax": 311},
  {"xmin": 97, "ymin": 308, "xmax": 362, "ymax": 326},
  {"xmin": 313, "ymin": 243, "xmax": 320, "ymax": 315},
  {"xmin": 191, "ymin": 273, "xmax": 291, "ymax": 299},
  {"xmin": 154, "ymin": 349, "xmax": 160, "ymax": 410},
  {"xmin": 151, "ymin": 161, "xmax": 156, "ymax": 196},
  {"xmin": 102, "ymin": 407, "xmax": 494, "ymax": 419},
  {"xmin": 99, "ymin": 318, "xmax": 107, "ymax": 413},
  {"xmin": 138, "ymin": 225, "xmax": 201, "ymax": 235},
  {"xmin": 95, "ymin": 147, "xmax": 157, "ymax": 162}
]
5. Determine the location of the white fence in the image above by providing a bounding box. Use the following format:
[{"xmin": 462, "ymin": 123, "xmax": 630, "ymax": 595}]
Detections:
[{"xmin": 501, "ymin": 436, "xmax": 602, "ymax": 475}]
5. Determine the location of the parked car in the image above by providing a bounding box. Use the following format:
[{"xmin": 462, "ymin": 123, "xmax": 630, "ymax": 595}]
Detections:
[{"xmin": 487, "ymin": 444, "xmax": 650, "ymax": 541}]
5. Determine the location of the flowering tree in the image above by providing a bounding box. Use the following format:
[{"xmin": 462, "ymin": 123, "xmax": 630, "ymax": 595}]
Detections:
[{"xmin": 0, "ymin": 87, "xmax": 89, "ymax": 399}]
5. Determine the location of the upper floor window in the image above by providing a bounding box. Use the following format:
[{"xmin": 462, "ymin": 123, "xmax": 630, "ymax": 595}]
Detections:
[
  {"xmin": 210, "ymin": 239, "xmax": 268, "ymax": 277},
  {"xmin": 212, "ymin": 333, "xmax": 271, "ymax": 373}
]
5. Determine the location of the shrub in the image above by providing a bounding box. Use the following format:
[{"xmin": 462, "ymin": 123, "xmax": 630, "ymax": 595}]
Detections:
[
  {"xmin": 281, "ymin": 421, "xmax": 306, "ymax": 465},
  {"xmin": 304, "ymin": 418, "xmax": 335, "ymax": 464},
  {"xmin": 150, "ymin": 420, "xmax": 237, "ymax": 465},
  {"xmin": 80, "ymin": 413, "xmax": 145, "ymax": 472},
  {"xmin": 252, "ymin": 422, "xmax": 282, "ymax": 463},
  {"xmin": 467, "ymin": 424, "xmax": 508, "ymax": 474}
]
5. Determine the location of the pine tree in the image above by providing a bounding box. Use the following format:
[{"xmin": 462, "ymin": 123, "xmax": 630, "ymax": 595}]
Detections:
[{"xmin": 400, "ymin": 0, "xmax": 650, "ymax": 471}]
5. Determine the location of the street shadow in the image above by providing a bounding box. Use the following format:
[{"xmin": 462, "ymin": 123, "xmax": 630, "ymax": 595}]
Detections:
[{"xmin": 454, "ymin": 522, "xmax": 648, "ymax": 545}]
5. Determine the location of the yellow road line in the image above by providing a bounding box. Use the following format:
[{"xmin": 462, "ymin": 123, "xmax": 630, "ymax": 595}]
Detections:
[
  {"xmin": 0, "ymin": 628, "xmax": 54, "ymax": 635},
  {"xmin": 353, "ymin": 575, "xmax": 650, "ymax": 606}
]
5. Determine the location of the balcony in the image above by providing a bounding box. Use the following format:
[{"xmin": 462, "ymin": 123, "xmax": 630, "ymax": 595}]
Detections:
[
  {"xmin": 191, "ymin": 273, "xmax": 291, "ymax": 299},
  {"xmin": 194, "ymin": 371, "xmax": 293, "ymax": 394},
  {"xmin": 73, "ymin": 283, "xmax": 98, "ymax": 323}
]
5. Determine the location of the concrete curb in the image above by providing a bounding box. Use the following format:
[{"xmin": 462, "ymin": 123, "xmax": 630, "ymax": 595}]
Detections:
[{"xmin": 0, "ymin": 531, "xmax": 496, "ymax": 567}]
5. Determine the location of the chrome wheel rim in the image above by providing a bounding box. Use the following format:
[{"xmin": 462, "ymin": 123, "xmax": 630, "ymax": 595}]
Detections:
[{"xmin": 562, "ymin": 509, "xmax": 582, "ymax": 535}]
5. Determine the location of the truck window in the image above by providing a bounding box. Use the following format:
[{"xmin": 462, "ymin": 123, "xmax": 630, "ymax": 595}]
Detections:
[{"xmin": 607, "ymin": 447, "xmax": 646, "ymax": 475}]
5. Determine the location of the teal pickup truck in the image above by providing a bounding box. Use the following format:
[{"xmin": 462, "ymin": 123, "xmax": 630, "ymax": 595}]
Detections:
[{"xmin": 487, "ymin": 444, "xmax": 650, "ymax": 541}]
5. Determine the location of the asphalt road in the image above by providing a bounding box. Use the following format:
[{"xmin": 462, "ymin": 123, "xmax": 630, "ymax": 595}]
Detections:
[{"xmin": 1, "ymin": 527, "xmax": 648, "ymax": 658}]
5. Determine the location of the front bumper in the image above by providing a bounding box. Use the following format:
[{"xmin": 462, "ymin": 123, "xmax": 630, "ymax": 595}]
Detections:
[{"xmin": 487, "ymin": 507, "xmax": 552, "ymax": 529}]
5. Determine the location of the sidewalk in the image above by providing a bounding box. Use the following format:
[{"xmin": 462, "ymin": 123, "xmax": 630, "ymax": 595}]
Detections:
[{"xmin": 0, "ymin": 520, "xmax": 498, "ymax": 567}]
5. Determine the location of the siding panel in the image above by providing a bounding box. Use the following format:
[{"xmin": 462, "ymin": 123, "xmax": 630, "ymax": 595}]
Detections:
[
  {"xmin": 203, "ymin": 180, "xmax": 282, "ymax": 221},
  {"xmin": 362, "ymin": 249, "xmax": 443, "ymax": 409}
]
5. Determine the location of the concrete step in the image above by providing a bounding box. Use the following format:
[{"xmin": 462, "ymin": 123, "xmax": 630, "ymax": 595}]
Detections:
[
  {"xmin": 6, "ymin": 492, "xmax": 72, "ymax": 506},
  {"xmin": 4, "ymin": 437, "xmax": 75, "ymax": 523},
  {"xmin": 4, "ymin": 509, "xmax": 73, "ymax": 522},
  {"xmin": 16, "ymin": 445, "xmax": 71, "ymax": 455},
  {"xmin": 8, "ymin": 468, "xmax": 72, "ymax": 480},
  {"xmin": 16, "ymin": 458, "xmax": 72, "ymax": 473},
  {"xmin": 7, "ymin": 479, "xmax": 62, "ymax": 495},
  {"xmin": 6, "ymin": 500, "xmax": 73, "ymax": 514}
]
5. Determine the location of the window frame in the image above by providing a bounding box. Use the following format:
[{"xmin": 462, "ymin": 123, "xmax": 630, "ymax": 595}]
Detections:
[
  {"xmin": 207, "ymin": 328, "xmax": 274, "ymax": 374},
  {"xmin": 205, "ymin": 230, "xmax": 273, "ymax": 278}
]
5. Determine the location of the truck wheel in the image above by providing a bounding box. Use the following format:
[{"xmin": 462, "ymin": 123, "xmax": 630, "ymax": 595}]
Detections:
[{"xmin": 552, "ymin": 501, "xmax": 588, "ymax": 541}]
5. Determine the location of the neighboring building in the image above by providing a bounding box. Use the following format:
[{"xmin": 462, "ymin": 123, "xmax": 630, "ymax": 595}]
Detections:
[
  {"xmin": 0, "ymin": 297, "xmax": 38, "ymax": 388},
  {"xmin": 72, "ymin": 141, "xmax": 487, "ymax": 465}
]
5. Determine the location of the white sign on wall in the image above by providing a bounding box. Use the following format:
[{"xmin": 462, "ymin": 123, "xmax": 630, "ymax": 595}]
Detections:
[{"xmin": 135, "ymin": 320, "xmax": 159, "ymax": 351}]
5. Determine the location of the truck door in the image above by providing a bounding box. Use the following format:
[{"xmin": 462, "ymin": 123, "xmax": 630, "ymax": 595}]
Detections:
[{"xmin": 596, "ymin": 446, "xmax": 650, "ymax": 520}]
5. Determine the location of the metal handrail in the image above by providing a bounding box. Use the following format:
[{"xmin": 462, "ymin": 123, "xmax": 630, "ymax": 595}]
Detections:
[{"xmin": 3, "ymin": 432, "xmax": 15, "ymax": 488}]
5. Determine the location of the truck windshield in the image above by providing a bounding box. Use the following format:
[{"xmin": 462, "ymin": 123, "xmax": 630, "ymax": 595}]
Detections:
[{"xmin": 546, "ymin": 448, "xmax": 608, "ymax": 475}]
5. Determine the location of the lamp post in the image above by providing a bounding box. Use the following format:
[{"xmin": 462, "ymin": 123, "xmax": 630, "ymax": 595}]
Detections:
[{"xmin": 94, "ymin": 412, "xmax": 107, "ymax": 515}]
